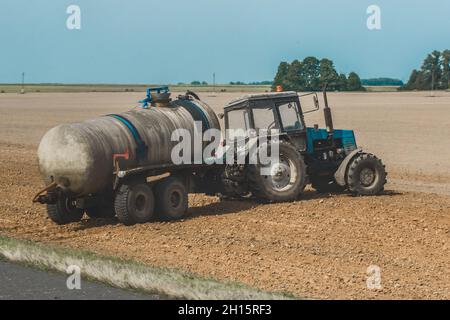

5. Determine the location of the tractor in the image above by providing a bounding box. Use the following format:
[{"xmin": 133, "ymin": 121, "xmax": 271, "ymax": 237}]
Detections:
[{"xmin": 218, "ymin": 89, "xmax": 387, "ymax": 202}]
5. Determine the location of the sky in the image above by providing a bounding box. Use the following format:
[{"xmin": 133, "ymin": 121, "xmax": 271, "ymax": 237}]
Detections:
[{"xmin": 1, "ymin": 0, "xmax": 449, "ymax": 84}]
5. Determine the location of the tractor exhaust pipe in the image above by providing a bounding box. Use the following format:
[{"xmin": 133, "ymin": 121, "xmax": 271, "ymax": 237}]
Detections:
[{"xmin": 323, "ymin": 85, "xmax": 334, "ymax": 135}]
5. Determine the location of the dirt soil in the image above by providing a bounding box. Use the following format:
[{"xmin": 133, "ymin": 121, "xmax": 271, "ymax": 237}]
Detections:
[{"xmin": 0, "ymin": 91, "xmax": 449, "ymax": 299}]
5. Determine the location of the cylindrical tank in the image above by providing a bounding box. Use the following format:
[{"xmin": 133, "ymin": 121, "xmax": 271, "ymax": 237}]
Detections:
[{"xmin": 37, "ymin": 93, "xmax": 220, "ymax": 196}]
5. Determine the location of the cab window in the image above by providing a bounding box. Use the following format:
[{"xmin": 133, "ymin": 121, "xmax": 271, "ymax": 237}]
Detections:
[
  {"xmin": 226, "ymin": 108, "xmax": 250, "ymax": 130},
  {"xmin": 251, "ymin": 100, "xmax": 278, "ymax": 132},
  {"xmin": 278, "ymin": 102, "xmax": 303, "ymax": 131},
  {"xmin": 253, "ymin": 107, "xmax": 277, "ymax": 131}
]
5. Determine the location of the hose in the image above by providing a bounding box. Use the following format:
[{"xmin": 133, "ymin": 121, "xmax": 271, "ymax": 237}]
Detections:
[{"xmin": 32, "ymin": 182, "xmax": 57, "ymax": 203}]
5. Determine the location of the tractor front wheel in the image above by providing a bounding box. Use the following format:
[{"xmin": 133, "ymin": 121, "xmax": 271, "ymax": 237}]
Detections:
[{"xmin": 346, "ymin": 153, "xmax": 387, "ymax": 195}]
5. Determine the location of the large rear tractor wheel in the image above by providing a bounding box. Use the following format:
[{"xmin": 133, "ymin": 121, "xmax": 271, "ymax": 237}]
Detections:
[
  {"xmin": 346, "ymin": 153, "xmax": 387, "ymax": 196},
  {"xmin": 247, "ymin": 141, "xmax": 307, "ymax": 203},
  {"xmin": 154, "ymin": 177, "xmax": 188, "ymax": 221},
  {"xmin": 114, "ymin": 182, "xmax": 155, "ymax": 225},
  {"xmin": 47, "ymin": 192, "xmax": 84, "ymax": 225}
]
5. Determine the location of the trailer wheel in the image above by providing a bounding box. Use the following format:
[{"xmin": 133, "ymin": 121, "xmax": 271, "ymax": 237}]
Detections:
[
  {"xmin": 114, "ymin": 183, "xmax": 155, "ymax": 225},
  {"xmin": 247, "ymin": 141, "xmax": 307, "ymax": 202},
  {"xmin": 346, "ymin": 153, "xmax": 387, "ymax": 196},
  {"xmin": 154, "ymin": 177, "xmax": 188, "ymax": 221},
  {"xmin": 47, "ymin": 193, "xmax": 84, "ymax": 225}
]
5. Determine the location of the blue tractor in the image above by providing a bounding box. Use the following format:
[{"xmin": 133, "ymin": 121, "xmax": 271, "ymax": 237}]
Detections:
[{"xmin": 219, "ymin": 89, "xmax": 387, "ymax": 202}]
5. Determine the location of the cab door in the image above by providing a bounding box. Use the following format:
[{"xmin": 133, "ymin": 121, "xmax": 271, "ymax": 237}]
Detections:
[{"xmin": 275, "ymin": 99, "xmax": 307, "ymax": 152}]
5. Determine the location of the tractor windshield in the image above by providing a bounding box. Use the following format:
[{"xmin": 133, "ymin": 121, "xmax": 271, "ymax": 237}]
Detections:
[
  {"xmin": 278, "ymin": 102, "xmax": 304, "ymax": 131},
  {"xmin": 252, "ymin": 107, "xmax": 278, "ymax": 131},
  {"xmin": 250, "ymin": 99, "xmax": 278, "ymax": 133}
]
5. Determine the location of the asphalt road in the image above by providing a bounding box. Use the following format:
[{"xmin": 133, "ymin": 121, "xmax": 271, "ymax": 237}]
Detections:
[{"xmin": 0, "ymin": 260, "xmax": 165, "ymax": 300}]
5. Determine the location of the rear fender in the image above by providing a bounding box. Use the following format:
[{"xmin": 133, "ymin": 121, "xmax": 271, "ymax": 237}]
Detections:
[{"xmin": 334, "ymin": 148, "xmax": 363, "ymax": 186}]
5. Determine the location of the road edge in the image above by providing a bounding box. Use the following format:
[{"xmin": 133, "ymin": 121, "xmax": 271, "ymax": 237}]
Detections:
[{"xmin": 0, "ymin": 234, "xmax": 295, "ymax": 300}]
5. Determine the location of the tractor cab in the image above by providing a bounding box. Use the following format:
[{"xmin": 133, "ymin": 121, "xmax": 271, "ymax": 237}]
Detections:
[{"xmin": 223, "ymin": 91, "xmax": 309, "ymax": 151}]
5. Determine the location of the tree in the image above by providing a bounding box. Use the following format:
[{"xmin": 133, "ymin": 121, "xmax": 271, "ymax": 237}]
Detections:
[
  {"xmin": 272, "ymin": 62, "xmax": 289, "ymax": 91},
  {"xmin": 190, "ymin": 81, "xmax": 201, "ymax": 85},
  {"xmin": 337, "ymin": 73, "xmax": 348, "ymax": 91},
  {"xmin": 422, "ymin": 50, "xmax": 442, "ymax": 90},
  {"xmin": 271, "ymin": 56, "xmax": 364, "ymax": 92},
  {"xmin": 442, "ymin": 49, "xmax": 450, "ymax": 89},
  {"xmin": 284, "ymin": 60, "xmax": 303, "ymax": 91},
  {"xmin": 402, "ymin": 49, "xmax": 450, "ymax": 91},
  {"xmin": 403, "ymin": 69, "xmax": 419, "ymax": 90},
  {"xmin": 319, "ymin": 58, "xmax": 339, "ymax": 90},
  {"xmin": 362, "ymin": 78, "xmax": 404, "ymax": 86},
  {"xmin": 347, "ymin": 72, "xmax": 365, "ymax": 91},
  {"xmin": 300, "ymin": 57, "xmax": 320, "ymax": 91}
]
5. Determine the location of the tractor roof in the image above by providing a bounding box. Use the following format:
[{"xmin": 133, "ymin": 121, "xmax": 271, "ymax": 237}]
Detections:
[{"xmin": 225, "ymin": 91, "xmax": 298, "ymax": 108}]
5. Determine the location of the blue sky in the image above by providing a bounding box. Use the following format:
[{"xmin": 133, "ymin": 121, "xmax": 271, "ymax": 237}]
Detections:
[{"xmin": 1, "ymin": 0, "xmax": 449, "ymax": 84}]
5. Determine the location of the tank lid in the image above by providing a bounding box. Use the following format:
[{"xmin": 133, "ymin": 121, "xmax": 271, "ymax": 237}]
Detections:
[{"xmin": 139, "ymin": 87, "xmax": 171, "ymax": 108}]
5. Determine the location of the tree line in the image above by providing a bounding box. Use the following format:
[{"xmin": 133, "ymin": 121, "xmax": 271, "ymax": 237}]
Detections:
[
  {"xmin": 402, "ymin": 50, "xmax": 450, "ymax": 90},
  {"xmin": 229, "ymin": 81, "xmax": 273, "ymax": 85},
  {"xmin": 272, "ymin": 57, "xmax": 365, "ymax": 92},
  {"xmin": 362, "ymin": 78, "xmax": 404, "ymax": 86},
  {"xmin": 178, "ymin": 80, "xmax": 274, "ymax": 86}
]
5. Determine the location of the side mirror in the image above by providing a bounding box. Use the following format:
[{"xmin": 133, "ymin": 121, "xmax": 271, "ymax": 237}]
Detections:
[
  {"xmin": 218, "ymin": 113, "xmax": 224, "ymax": 119},
  {"xmin": 300, "ymin": 92, "xmax": 320, "ymax": 114}
]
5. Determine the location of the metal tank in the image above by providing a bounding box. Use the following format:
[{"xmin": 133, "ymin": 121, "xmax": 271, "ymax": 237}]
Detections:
[{"xmin": 37, "ymin": 88, "xmax": 220, "ymax": 197}]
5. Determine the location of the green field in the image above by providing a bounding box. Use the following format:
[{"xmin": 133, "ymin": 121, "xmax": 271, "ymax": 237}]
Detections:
[{"xmin": 0, "ymin": 83, "xmax": 271, "ymax": 94}]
